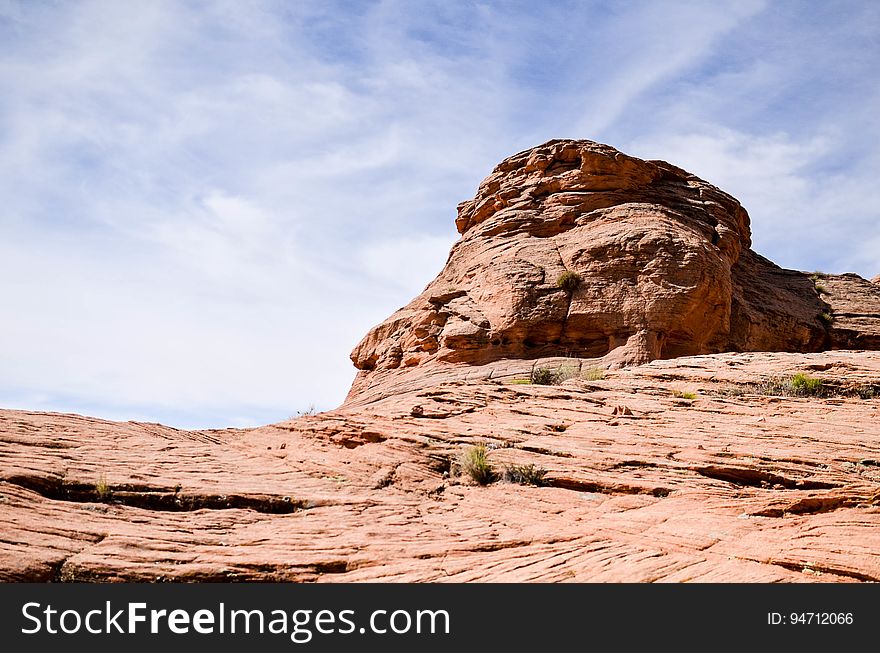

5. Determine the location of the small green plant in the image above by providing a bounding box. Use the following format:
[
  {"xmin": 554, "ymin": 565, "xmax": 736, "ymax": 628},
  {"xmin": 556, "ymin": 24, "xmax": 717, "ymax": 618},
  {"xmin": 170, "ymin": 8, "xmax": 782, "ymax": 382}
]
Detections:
[
  {"xmin": 502, "ymin": 463, "xmax": 547, "ymax": 486},
  {"xmin": 459, "ymin": 444, "xmax": 495, "ymax": 485},
  {"xmin": 814, "ymin": 283, "xmax": 829, "ymax": 295},
  {"xmin": 672, "ymin": 390, "xmax": 697, "ymax": 400},
  {"xmin": 509, "ymin": 378, "xmax": 532, "ymax": 385},
  {"xmin": 818, "ymin": 311, "xmax": 834, "ymax": 325},
  {"xmin": 95, "ymin": 475, "xmax": 111, "ymax": 501},
  {"xmin": 531, "ymin": 367, "xmax": 561, "ymax": 385},
  {"xmin": 581, "ymin": 367, "xmax": 605, "ymax": 381},
  {"xmin": 790, "ymin": 373, "xmax": 824, "ymax": 396},
  {"xmin": 556, "ymin": 270, "xmax": 582, "ymax": 292}
]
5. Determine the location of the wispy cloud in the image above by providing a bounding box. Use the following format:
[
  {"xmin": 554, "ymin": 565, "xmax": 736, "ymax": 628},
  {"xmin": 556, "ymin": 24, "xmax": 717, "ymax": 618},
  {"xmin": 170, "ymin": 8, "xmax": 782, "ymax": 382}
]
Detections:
[{"xmin": 1, "ymin": 0, "xmax": 877, "ymax": 427}]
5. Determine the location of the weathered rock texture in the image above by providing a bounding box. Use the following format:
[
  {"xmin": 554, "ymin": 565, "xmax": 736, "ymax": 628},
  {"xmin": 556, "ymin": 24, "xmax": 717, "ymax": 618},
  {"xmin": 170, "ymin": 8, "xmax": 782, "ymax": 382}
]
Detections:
[
  {"xmin": 349, "ymin": 140, "xmax": 880, "ymax": 403},
  {"xmin": 3, "ymin": 352, "xmax": 880, "ymax": 582}
]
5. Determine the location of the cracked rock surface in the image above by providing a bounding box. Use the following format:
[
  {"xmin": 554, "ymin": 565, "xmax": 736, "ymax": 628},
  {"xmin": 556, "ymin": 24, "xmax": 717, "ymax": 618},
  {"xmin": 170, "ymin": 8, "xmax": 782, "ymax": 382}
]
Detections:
[{"xmin": 3, "ymin": 351, "xmax": 879, "ymax": 582}]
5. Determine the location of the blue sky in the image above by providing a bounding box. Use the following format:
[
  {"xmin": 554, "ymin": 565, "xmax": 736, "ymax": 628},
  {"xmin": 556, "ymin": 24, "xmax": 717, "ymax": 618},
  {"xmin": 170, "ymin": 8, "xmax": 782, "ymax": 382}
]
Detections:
[{"xmin": 1, "ymin": 0, "xmax": 878, "ymax": 428}]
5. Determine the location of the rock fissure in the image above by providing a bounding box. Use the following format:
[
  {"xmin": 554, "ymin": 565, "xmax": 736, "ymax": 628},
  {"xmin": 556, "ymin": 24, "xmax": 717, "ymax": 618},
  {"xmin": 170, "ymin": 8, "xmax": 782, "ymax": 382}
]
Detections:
[
  {"xmin": 692, "ymin": 466, "xmax": 839, "ymax": 490},
  {"xmin": 4, "ymin": 476, "xmax": 306, "ymax": 514}
]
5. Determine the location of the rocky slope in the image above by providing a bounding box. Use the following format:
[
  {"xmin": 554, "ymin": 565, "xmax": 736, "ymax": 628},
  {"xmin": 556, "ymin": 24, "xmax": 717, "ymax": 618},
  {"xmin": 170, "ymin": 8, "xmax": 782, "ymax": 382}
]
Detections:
[
  {"xmin": 3, "ymin": 352, "xmax": 880, "ymax": 582},
  {"xmin": 3, "ymin": 139, "xmax": 879, "ymax": 582}
]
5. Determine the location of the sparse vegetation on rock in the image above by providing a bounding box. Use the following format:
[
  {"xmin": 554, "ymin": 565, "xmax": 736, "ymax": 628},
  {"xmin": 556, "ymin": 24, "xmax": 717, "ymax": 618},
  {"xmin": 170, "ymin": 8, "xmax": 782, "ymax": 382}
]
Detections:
[
  {"xmin": 531, "ymin": 367, "xmax": 561, "ymax": 385},
  {"xmin": 818, "ymin": 311, "xmax": 835, "ymax": 325},
  {"xmin": 556, "ymin": 270, "xmax": 582, "ymax": 292},
  {"xmin": 502, "ymin": 463, "xmax": 547, "ymax": 486},
  {"xmin": 529, "ymin": 364, "xmax": 602, "ymax": 386},
  {"xmin": 789, "ymin": 372, "xmax": 825, "ymax": 395},
  {"xmin": 725, "ymin": 373, "xmax": 826, "ymax": 398},
  {"xmin": 459, "ymin": 443, "xmax": 495, "ymax": 485},
  {"xmin": 94, "ymin": 475, "xmax": 111, "ymax": 501},
  {"xmin": 296, "ymin": 404, "xmax": 318, "ymax": 417},
  {"xmin": 810, "ymin": 273, "xmax": 830, "ymax": 295},
  {"xmin": 582, "ymin": 367, "xmax": 605, "ymax": 381}
]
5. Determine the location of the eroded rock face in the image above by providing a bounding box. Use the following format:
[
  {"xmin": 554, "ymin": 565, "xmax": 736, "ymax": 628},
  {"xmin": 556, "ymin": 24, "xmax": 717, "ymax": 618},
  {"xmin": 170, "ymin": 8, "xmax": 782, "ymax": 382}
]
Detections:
[
  {"xmin": 352, "ymin": 140, "xmax": 750, "ymax": 373},
  {"xmin": 822, "ymin": 273, "xmax": 880, "ymax": 350},
  {"xmin": 349, "ymin": 139, "xmax": 880, "ymax": 403}
]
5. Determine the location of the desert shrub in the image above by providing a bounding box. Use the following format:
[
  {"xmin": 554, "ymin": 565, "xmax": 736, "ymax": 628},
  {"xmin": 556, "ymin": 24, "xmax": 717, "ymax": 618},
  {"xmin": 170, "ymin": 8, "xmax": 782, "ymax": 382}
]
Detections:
[
  {"xmin": 531, "ymin": 367, "xmax": 561, "ymax": 385},
  {"xmin": 581, "ymin": 367, "xmax": 605, "ymax": 381},
  {"xmin": 854, "ymin": 385, "xmax": 878, "ymax": 400},
  {"xmin": 728, "ymin": 374, "xmax": 825, "ymax": 398},
  {"xmin": 789, "ymin": 373, "xmax": 824, "ymax": 396},
  {"xmin": 531, "ymin": 364, "xmax": 589, "ymax": 385},
  {"xmin": 556, "ymin": 270, "xmax": 582, "ymax": 292},
  {"xmin": 810, "ymin": 273, "xmax": 830, "ymax": 295},
  {"xmin": 722, "ymin": 376, "xmax": 876, "ymax": 400},
  {"xmin": 818, "ymin": 311, "xmax": 834, "ymax": 325},
  {"xmin": 95, "ymin": 475, "xmax": 111, "ymax": 500},
  {"xmin": 509, "ymin": 378, "xmax": 532, "ymax": 385},
  {"xmin": 459, "ymin": 444, "xmax": 495, "ymax": 485},
  {"xmin": 502, "ymin": 463, "xmax": 547, "ymax": 486},
  {"xmin": 672, "ymin": 390, "xmax": 697, "ymax": 400}
]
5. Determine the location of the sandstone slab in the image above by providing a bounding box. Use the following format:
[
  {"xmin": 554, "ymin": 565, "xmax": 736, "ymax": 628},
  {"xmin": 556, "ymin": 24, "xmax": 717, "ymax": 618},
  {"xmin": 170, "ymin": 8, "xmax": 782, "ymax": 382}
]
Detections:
[{"xmin": 3, "ymin": 352, "xmax": 879, "ymax": 582}]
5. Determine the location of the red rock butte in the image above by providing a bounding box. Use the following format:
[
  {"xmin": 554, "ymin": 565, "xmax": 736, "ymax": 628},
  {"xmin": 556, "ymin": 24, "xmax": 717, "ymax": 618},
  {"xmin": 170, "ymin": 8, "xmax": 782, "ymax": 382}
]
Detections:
[
  {"xmin": 348, "ymin": 139, "xmax": 880, "ymax": 405},
  {"xmin": 2, "ymin": 139, "xmax": 880, "ymax": 582}
]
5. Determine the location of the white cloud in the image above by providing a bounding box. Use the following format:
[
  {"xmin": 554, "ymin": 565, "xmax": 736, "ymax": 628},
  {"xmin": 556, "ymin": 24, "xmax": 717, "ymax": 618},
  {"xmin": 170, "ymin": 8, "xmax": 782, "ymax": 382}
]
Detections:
[{"xmin": 571, "ymin": 0, "xmax": 768, "ymax": 136}]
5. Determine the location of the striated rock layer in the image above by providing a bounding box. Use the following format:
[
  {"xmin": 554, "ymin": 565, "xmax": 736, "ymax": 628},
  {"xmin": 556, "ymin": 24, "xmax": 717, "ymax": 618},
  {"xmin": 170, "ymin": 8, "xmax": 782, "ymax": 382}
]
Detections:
[
  {"xmin": 3, "ymin": 352, "xmax": 880, "ymax": 582},
  {"xmin": 349, "ymin": 140, "xmax": 880, "ymax": 404}
]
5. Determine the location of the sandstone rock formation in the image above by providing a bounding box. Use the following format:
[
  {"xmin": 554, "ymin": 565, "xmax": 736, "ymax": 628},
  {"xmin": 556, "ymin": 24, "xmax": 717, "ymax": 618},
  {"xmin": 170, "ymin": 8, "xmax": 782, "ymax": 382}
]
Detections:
[
  {"xmin": 349, "ymin": 140, "xmax": 880, "ymax": 404},
  {"xmin": 3, "ymin": 351, "xmax": 880, "ymax": 582}
]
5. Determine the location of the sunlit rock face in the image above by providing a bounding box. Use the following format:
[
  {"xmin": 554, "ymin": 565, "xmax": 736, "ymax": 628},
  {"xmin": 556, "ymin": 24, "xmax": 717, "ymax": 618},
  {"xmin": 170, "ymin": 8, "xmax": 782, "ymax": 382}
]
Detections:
[{"xmin": 348, "ymin": 139, "xmax": 880, "ymax": 403}]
